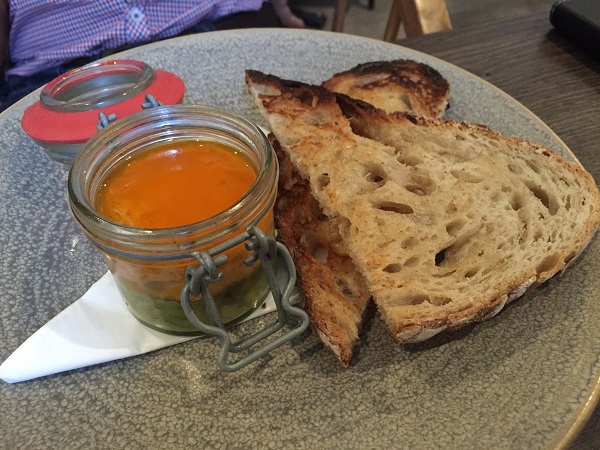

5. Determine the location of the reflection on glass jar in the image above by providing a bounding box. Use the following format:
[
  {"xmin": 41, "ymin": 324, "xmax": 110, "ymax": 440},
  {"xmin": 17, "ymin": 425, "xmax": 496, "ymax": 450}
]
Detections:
[{"xmin": 68, "ymin": 105, "xmax": 278, "ymax": 335}]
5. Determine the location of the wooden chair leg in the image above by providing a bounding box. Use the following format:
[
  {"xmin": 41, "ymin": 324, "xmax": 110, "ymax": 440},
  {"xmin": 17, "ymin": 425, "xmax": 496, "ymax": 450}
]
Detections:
[
  {"xmin": 383, "ymin": 0, "xmax": 403, "ymax": 42},
  {"xmin": 336, "ymin": 0, "xmax": 451, "ymax": 40},
  {"xmin": 397, "ymin": 0, "xmax": 452, "ymax": 38},
  {"xmin": 332, "ymin": 0, "xmax": 349, "ymax": 32}
]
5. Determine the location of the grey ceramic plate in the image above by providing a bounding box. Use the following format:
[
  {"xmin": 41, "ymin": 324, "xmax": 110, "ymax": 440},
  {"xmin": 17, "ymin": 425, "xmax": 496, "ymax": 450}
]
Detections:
[{"xmin": 2, "ymin": 29, "xmax": 600, "ymax": 449}]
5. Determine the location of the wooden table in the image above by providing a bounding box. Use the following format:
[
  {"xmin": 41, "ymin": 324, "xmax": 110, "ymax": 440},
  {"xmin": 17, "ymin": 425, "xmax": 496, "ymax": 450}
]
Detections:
[{"xmin": 399, "ymin": 11, "xmax": 600, "ymax": 449}]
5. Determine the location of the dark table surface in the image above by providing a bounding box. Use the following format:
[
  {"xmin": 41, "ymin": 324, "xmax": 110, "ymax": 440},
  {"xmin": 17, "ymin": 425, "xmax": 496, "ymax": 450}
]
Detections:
[{"xmin": 398, "ymin": 10, "xmax": 600, "ymax": 450}]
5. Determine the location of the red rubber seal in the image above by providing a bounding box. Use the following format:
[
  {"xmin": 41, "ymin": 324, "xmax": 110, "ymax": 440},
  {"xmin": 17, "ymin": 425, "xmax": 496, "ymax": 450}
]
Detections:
[{"xmin": 22, "ymin": 66, "xmax": 185, "ymax": 145}]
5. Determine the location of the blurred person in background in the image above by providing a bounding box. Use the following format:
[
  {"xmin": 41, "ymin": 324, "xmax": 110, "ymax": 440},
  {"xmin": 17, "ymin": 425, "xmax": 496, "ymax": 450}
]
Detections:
[{"xmin": 0, "ymin": 0, "xmax": 304, "ymax": 111}]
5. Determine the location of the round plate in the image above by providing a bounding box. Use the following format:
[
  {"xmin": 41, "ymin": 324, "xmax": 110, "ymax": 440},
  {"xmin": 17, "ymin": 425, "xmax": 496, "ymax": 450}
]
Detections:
[{"xmin": 1, "ymin": 29, "xmax": 599, "ymax": 449}]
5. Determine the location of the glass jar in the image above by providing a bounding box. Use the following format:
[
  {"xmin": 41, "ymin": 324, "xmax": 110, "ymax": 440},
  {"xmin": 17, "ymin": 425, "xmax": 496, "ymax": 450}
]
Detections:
[
  {"xmin": 40, "ymin": 59, "xmax": 156, "ymax": 112},
  {"xmin": 68, "ymin": 105, "xmax": 278, "ymax": 335},
  {"xmin": 21, "ymin": 59, "xmax": 185, "ymax": 164}
]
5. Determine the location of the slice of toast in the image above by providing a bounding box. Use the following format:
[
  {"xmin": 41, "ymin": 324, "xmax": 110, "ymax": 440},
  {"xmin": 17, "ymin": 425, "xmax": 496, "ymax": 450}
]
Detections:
[
  {"xmin": 246, "ymin": 69, "xmax": 600, "ymax": 344},
  {"xmin": 272, "ymin": 136, "xmax": 371, "ymax": 366},
  {"xmin": 322, "ymin": 60, "xmax": 450, "ymax": 118},
  {"xmin": 254, "ymin": 61, "xmax": 449, "ymax": 365}
]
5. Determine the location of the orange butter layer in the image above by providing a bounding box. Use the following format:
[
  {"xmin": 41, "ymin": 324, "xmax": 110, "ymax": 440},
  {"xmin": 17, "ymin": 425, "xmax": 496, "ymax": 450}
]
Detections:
[
  {"xmin": 95, "ymin": 139, "xmax": 257, "ymax": 229},
  {"xmin": 94, "ymin": 138, "xmax": 266, "ymax": 302}
]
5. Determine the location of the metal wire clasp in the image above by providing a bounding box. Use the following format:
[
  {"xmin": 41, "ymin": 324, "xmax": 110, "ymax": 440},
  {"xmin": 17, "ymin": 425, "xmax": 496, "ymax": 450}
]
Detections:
[
  {"xmin": 96, "ymin": 94, "xmax": 163, "ymax": 130},
  {"xmin": 180, "ymin": 226, "xmax": 309, "ymax": 372}
]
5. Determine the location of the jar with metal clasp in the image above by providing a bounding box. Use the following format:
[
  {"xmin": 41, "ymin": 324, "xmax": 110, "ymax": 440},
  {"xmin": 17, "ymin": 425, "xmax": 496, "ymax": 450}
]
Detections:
[{"xmin": 67, "ymin": 104, "xmax": 308, "ymax": 371}]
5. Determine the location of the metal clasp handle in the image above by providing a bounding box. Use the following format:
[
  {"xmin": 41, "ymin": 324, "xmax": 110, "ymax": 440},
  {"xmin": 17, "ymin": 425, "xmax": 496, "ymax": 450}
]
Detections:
[
  {"xmin": 180, "ymin": 226, "xmax": 309, "ymax": 372},
  {"xmin": 96, "ymin": 94, "xmax": 163, "ymax": 130}
]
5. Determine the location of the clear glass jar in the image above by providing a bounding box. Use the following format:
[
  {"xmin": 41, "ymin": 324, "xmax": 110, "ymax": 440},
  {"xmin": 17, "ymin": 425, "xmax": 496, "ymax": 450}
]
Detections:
[
  {"xmin": 40, "ymin": 60, "xmax": 155, "ymax": 112},
  {"xmin": 68, "ymin": 105, "xmax": 277, "ymax": 335}
]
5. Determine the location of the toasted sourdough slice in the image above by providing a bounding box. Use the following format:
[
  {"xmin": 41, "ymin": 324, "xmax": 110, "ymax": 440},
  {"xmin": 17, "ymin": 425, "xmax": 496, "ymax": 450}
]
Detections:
[
  {"xmin": 271, "ymin": 135, "xmax": 371, "ymax": 366},
  {"xmin": 261, "ymin": 62, "xmax": 449, "ymax": 364},
  {"xmin": 322, "ymin": 60, "xmax": 450, "ymax": 118},
  {"xmin": 246, "ymin": 69, "xmax": 600, "ymax": 343}
]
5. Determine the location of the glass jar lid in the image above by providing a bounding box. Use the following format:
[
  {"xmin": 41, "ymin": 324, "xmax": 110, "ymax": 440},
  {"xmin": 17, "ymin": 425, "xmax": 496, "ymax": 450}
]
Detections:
[
  {"xmin": 40, "ymin": 60, "xmax": 156, "ymax": 112},
  {"xmin": 21, "ymin": 59, "xmax": 186, "ymax": 146}
]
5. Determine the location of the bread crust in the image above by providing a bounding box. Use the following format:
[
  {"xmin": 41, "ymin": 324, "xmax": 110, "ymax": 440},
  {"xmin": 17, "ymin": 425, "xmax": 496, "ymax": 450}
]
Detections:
[{"xmin": 322, "ymin": 60, "xmax": 450, "ymax": 118}]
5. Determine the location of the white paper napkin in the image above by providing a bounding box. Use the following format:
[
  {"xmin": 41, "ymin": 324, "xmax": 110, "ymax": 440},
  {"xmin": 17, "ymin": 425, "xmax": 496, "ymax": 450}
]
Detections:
[{"xmin": 0, "ymin": 271, "xmax": 283, "ymax": 384}]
